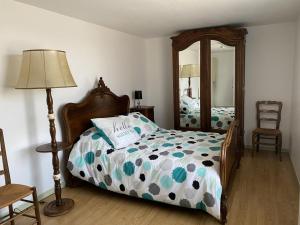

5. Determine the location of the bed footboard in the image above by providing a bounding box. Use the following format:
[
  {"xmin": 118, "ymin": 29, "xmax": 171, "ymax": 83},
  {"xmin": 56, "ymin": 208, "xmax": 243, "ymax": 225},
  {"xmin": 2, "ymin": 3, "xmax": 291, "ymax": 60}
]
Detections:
[{"xmin": 219, "ymin": 120, "xmax": 239, "ymax": 224}]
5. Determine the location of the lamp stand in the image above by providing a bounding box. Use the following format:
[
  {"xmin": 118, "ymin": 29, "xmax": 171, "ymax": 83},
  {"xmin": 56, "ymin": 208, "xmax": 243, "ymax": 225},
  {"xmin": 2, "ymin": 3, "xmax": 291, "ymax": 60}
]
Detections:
[
  {"xmin": 187, "ymin": 77, "xmax": 192, "ymax": 98},
  {"xmin": 43, "ymin": 88, "xmax": 74, "ymax": 217}
]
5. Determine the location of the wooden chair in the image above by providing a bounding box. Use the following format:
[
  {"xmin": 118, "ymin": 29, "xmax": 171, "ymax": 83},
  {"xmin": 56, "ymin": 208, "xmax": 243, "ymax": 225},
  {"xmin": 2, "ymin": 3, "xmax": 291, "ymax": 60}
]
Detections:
[
  {"xmin": 252, "ymin": 101, "xmax": 283, "ymax": 161},
  {"xmin": 0, "ymin": 129, "xmax": 41, "ymax": 225}
]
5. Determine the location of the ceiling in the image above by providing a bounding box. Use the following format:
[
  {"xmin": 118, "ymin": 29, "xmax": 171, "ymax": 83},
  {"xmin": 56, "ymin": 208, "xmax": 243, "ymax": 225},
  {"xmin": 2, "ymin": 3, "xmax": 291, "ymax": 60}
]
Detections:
[{"xmin": 15, "ymin": 0, "xmax": 300, "ymax": 38}]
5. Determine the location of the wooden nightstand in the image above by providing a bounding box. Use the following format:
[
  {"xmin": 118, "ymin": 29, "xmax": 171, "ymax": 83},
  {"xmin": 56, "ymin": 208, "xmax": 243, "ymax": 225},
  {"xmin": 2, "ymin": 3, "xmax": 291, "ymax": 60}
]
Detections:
[{"xmin": 130, "ymin": 106, "xmax": 155, "ymax": 122}]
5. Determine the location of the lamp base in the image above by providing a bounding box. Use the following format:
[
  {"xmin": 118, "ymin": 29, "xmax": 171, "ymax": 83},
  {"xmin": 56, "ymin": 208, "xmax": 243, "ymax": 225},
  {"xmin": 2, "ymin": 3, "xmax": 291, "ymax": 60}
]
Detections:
[{"xmin": 44, "ymin": 198, "xmax": 74, "ymax": 217}]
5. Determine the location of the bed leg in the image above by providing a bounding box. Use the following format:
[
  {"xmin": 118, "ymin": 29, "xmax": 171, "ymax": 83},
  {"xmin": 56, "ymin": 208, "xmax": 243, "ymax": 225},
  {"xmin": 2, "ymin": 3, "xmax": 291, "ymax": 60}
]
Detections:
[{"xmin": 221, "ymin": 194, "xmax": 227, "ymax": 224}]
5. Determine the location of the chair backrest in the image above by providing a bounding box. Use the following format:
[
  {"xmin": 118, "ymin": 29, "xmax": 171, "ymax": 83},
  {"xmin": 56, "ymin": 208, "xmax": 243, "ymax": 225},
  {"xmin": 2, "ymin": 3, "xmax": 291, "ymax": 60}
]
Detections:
[
  {"xmin": 256, "ymin": 101, "xmax": 282, "ymax": 129},
  {"xmin": 0, "ymin": 129, "xmax": 11, "ymax": 185}
]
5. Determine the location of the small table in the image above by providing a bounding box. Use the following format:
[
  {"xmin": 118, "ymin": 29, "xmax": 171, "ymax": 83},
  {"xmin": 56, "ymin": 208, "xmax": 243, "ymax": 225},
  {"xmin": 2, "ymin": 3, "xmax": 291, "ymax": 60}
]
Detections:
[
  {"xmin": 36, "ymin": 142, "xmax": 71, "ymax": 153},
  {"xmin": 130, "ymin": 106, "xmax": 155, "ymax": 122}
]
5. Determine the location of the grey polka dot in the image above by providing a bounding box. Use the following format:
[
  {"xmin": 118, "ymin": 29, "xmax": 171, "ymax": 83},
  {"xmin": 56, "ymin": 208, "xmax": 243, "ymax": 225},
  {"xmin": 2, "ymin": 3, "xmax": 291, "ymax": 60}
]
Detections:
[
  {"xmin": 212, "ymin": 156, "xmax": 220, "ymax": 161},
  {"xmin": 83, "ymin": 130, "xmax": 92, "ymax": 136},
  {"xmin": 183, "ymin": 150, "xmax": 194, "ymax": 155},
  {"xmin": 88, "ymin": 177, "xmax": 96, "ymax": 185},
  {"xmin": 203, "ymin": 192, "xmax": 215, "ymax": 207},
  {"xmin": 149, "ymin": 183, "xmax": 160, "ymax": 195},
  {"xmin": 197, "ymin": 139, "xmax": 204, "ymax": 142},
  {"xmin": 184, "ymin": 188, "xmax": 196, "ymax": 199},
  {"xmin": 104, "ymin": 175, "xmax": 112, "ymax": 186},
  {"xmin": 129, "ymin": 190, "xmax": 138, "ymax": 197},
  {"xmin": 160, "ymin": 151, "xmax": 169, "ymax": 156},
  {"xmin": 113, "ymin": 153, "xmax": 125, "ymax": 163},
  {"xmin": 95, "ymin": 150, "xmax": 102, "ymax": 157},
  {"xmin": 135, "ymin": 158, "xmax": 143, "ymax": 166},
  {"xmin": 67, "ymin": 161, "xmax": 73, "ymax": 171},
  {"xmin": 141, "ymin": 134, "xmax": 146, "ymax": 138},
  {"xmin": 187, "ymin": 163, "xmax": 196, "ymax": 172},
  {"xmin": 160, "ymin": 159, "xmax": 173, "ymax": 170},
  {"xmin": 179, "ymin": 199, "xmax": 191, "ymax": 208},
  {"xmin": 139, "ymin": 145, "xmax": 148, "ymax": 150}
]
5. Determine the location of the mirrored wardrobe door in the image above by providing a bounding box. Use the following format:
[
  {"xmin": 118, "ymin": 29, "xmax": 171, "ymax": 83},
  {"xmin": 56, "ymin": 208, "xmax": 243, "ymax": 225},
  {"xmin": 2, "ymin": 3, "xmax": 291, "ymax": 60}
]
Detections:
[
  {"xmin": 210, "ymin": 40, "xmax": 235, "ymax": 131},
  {"xmin": 178, "ymin": 41, "xmax": 201, "ymax": 129}
]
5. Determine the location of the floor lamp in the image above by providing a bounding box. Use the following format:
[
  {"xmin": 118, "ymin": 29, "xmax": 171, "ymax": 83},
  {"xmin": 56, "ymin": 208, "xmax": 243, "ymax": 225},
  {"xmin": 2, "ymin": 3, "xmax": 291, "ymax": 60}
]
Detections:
[
  {"xmin": 15, "ymin": 49, "xmax": 76, "ymax": 216},
  {"xmin": 179, "ymin": 64, "xmax": 200, "ymax": 98}
]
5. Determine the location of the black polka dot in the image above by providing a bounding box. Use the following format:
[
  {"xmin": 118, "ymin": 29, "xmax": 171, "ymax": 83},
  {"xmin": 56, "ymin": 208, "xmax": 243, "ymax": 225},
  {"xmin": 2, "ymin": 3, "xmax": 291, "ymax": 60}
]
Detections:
[
  {"xmin": 107, "ymin": 149, "xmax": 114, "ymax": 154},
  {"xmin": 170, "ymin": 133, "xmax": 176, "ymax": 136},
  {"xmin": 151, "ymin": 134, "xmax": 156, "ymax": 137},
  {"xmin": 119, "ymin": 184, "xmax": 125, "ymax": 192},
  {"xmin": 202, "ymin": 160, "xmax": 214, "ymax": 167},
  {"xmin": 139, "ymin": 174, "xmax": 145, "ymax": 182},
  {"xmin": 176, "ymin": 146, "xmax": 182, "ymax": 149},
  {"xmin": 201, "ymin": 153, "xmax": 209, "ymax": 157},
  {"xmin": 187, "ymin": 141, "xmax": 196, "ymax": 144},
  {"xmin": 148, "ymin": 138, "xmax": 155, "ymax": 140},
  {"xmin": 168, "ymin": 192, "xmax": 176, "ymax": 200},
  {"xmin": 79, "ymin": 171, "xmax": 85, "ymax": 177},
  {"xmin": 189, "ymin": 137, "xmax": 195, "ymax": 139},
  {"xmin": 97, "ymin": 164, "xmax": 102, "ymax": 172},
  {"xmin": 192, "ymin": 180, "xmax": 200, "ymax": 190},
  {"xmin": 149, "ymin": 155, "xmax": 158, "ymax": 160},
  {"xmin": 152, "ymin": 149, "xmax": 158, "ymax": 152},
  {"xmin": 135, "ymin": 142, "xmax": 140, "ymax": 145}
]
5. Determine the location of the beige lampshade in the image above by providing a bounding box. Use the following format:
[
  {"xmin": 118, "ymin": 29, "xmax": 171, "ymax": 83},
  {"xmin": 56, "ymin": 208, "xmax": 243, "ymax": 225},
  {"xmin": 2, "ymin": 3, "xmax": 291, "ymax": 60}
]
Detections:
[
  {"xmin": 179, "ymin": 64, "xmax": 200, "ymax": 78},
  {"xmin": 16, "ymin": 49, "xmax": 77, "ymax": 89}
]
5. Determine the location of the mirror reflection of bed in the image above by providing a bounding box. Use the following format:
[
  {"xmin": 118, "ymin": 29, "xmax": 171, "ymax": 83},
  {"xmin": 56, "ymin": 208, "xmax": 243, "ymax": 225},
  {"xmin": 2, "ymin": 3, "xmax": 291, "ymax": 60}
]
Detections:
[{"xmin": 178, "ymin": 40, "xmax": 235, "ymax": 130}]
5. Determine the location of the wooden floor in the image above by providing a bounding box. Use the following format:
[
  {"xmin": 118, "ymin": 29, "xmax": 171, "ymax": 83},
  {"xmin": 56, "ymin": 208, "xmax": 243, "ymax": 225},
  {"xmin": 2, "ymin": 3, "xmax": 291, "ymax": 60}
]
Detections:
[{"xmin": 16, "ymin": 150, "xmax": 299, "ymax": 225}]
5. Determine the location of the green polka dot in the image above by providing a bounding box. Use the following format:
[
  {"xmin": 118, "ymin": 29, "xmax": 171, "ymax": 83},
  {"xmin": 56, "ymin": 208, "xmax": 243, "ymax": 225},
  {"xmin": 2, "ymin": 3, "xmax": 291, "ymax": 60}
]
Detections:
[
  {"xmin": 172, "ymin": 152, "xmax": 184, "ymax": 158},
  {"xmin": 128, "ymin": 148, "xmax": 138, "ymax": 153},
  {"xmin": 210, "ymin": 146, "xmax": 221, "ymax": 151},
  {"xmin": 140, "ymin": 117, "xmax": 149, "ymax": 123},
  {"xmin": 162, "ymin": 143, "xmax": 174, "ymax": 147},
  {"xmin": 113, "ymin": 168, "xmax": 123, "ymax": 181},
  {"xmin": 134, "ymin": 127, "xmax": 141, "ymax": 134},
  {"xmin": 85, "ymin": 152, "xmax": 95, "ymax": 164},
  {"xmin": 196, "ymin": 201, "xmax": 206, "ymax": 211},
  {"xmin": 99, "ymin": 182, "xmax": 107, "ymax": 190},
  {"xmin": 216, "ymin": 187, "xmax": 222, "ymax": 200},
  {"xmin": 92, "ymin": 133, "xmax": 101, "ymax": 140},
  {"xmin": 142, "ymin": 193, "xmax": 153, "ymax": 200},
  {"xmin": 160, "ymin": 175, "xmax": 173, "ymax": 189},
  {"xmin": 167, "ymin": 137, "xmax": 175, "ymax": 140},
  {"xmin": 143, "ymin": 161, "xmax": 151, "ymax": 171},
  {"xmin": 172, "ymin": 167, "xmax": 187, "ymax": 183},
  {"xmin": 75, "ymin": 156, "xmax": 84, "ymax": 168},
  {"xmin": 197, "ymin": 167, "xmax": 206, "ymax": 177},
  {"xmin": 211, "ymin": 116, "xmax": 219, "ymax": 121},
  {"xmin": 123, "ymin": 161, "xmax": 135, "ymax": 176}
]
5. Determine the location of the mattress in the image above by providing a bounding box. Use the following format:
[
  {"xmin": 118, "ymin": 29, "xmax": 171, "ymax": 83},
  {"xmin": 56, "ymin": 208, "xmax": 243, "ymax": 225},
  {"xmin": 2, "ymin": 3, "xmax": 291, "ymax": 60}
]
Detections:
[{"xmin": 67, "ymin": 127, "xmax": 226, "ymax": 219}]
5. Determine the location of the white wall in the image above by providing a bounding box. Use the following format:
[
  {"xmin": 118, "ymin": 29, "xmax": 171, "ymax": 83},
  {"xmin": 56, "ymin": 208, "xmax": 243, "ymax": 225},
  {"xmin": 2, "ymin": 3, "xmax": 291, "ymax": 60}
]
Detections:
[
  {"xmin": 212, "ymin": 50, "xmax": 235, "ymax": 107},
  {"xmin": 144, "ymin": 38, "xmax": 173, "ymax": 129},
  {"xmin": 291, "ymin": 16, "xmax": 300, "ymax": 182},
  {"xmin": 145, "ymin": 22, "xmax": 296, "ymax": 150},
  {"xmin": 244, "ymin": 22, "xmax": 296, "ymax": 149},
  {"xmin": 0, "ymin": 0, "xmax": 146, "ymax": 198}
]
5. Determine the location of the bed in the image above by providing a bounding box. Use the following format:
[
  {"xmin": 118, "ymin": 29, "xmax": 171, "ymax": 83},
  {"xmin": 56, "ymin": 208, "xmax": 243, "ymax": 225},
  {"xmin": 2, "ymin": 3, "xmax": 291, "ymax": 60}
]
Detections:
[
  {"xmin": 61, "ymin": 78, "xmax": 240, "ymax": 224},
  {"xmin": 180, "ymin": 95, "xmax": 235, "ymax": 130}
]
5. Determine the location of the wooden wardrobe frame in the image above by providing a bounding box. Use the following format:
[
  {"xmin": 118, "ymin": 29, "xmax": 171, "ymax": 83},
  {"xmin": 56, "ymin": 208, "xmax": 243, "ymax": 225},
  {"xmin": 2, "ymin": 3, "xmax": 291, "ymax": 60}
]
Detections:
[{"xmin": 171, "ymin": 26, "xmax": 247, "ymax": 151}]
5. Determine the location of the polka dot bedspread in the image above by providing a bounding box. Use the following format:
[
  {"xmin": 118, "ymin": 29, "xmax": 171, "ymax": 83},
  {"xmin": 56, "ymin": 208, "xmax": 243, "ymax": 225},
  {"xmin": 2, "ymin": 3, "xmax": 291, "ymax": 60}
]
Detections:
[
  {"xmin": 67, "ymin": 127, "xmax": 226, "ymax": 220},
  {"xmin": 180, "ymin": 107, "xmax": 235, "ymax": 130}
]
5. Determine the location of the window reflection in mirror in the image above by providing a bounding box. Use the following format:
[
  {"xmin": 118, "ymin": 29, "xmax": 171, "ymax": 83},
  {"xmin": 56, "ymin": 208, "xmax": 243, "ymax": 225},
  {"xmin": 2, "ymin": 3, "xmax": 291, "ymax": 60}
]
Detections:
[
  {"xmin": 179, "ymin": 41, "xmax": 201, "ymax": 129},
  {"xmin": 211, "ymin": 40, "xmax": 235, "ymax": 130}
]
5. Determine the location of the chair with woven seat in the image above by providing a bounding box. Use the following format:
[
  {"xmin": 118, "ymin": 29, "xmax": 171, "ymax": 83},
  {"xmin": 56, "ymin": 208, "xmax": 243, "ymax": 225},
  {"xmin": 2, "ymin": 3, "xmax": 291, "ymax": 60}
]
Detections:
[
  {"xmin": 0, "ymin": 129, "xmax": 41, "ymax": 225},
  {"xmin": 252, "ymin": 101, "xmax": 283, "ymax": 161}
]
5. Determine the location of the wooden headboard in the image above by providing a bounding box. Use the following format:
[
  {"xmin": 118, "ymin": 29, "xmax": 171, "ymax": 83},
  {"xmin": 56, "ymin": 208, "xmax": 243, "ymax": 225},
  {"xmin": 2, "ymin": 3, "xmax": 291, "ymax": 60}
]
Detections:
[{"xmin": 61, "ymin": 77, "xmax": 129, "ymax": 185}]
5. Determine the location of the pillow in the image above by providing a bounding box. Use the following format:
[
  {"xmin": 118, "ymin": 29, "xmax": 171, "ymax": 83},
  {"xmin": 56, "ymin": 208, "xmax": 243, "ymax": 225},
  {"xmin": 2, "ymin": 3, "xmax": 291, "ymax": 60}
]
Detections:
[
  {"xmin": 126, "ymin": 112, "xmax": 160, "ymax": 138},
  {"xmin": 180, "ymin": 95, "xmax": 200, "ymax": 113},
  {"xmin": 91, "ymin": 116, "xmax": 140, "ymax": 149}
]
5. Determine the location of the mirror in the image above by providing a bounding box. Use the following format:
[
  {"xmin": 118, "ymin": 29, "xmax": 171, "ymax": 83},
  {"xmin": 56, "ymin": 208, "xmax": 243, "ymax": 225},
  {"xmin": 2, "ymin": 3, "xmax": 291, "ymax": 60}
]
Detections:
[
  {"xmin": 179, "ymin": 41, "xmax": 201, "ymax": 128},
  {"xmin": 211, "ymin": 40, "xmax": 235, "ymax": 130}
]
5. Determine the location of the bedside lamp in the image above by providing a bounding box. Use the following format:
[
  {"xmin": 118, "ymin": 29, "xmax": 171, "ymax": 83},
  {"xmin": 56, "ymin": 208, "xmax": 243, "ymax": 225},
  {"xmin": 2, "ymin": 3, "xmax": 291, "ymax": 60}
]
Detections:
[
  {"xmin": 16, "ymin": 49, "xmax": 76, "ymax": 216},
  {"xmin": 134, "ymin": 90, "xmax": 142, "ymax": 108}
]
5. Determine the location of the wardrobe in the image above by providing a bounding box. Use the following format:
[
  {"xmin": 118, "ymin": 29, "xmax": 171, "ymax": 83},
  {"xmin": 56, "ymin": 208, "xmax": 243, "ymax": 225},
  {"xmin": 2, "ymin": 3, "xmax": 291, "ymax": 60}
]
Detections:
[{"xmin": 171, "ymin": 26, "xmax": 247, "ymax": 148}]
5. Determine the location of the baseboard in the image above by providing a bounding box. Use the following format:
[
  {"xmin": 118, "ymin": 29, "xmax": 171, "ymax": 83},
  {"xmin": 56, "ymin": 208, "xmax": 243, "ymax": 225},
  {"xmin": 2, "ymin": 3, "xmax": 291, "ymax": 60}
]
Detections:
[
  {"xmin": 0, "ymin": 181, "xmax": 65, "ymax": 219},
  {"xmin": 244, "ymin": 145, "xmax": 289, "ymax": 152}
]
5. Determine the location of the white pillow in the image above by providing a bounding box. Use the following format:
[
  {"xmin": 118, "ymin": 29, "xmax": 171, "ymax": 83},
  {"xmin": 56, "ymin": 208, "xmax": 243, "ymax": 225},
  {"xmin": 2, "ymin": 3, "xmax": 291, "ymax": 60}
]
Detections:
[{"xmin": 91, "ymin": 116, "xmax": 140, "ymax": 149}]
